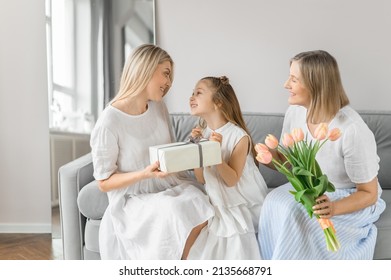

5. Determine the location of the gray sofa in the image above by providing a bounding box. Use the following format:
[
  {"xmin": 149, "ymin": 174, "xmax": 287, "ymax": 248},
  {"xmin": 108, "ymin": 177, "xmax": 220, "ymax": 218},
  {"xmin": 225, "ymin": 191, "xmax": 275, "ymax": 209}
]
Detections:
[{"xmin": 58, "ymin": 111, "xmax": 391, "ymax": 260}]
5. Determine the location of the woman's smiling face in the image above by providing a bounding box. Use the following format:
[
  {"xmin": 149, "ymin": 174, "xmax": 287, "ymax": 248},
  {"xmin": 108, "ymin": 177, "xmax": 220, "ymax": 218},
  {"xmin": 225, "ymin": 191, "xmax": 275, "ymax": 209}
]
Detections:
[
  {"xmin": 145, "ymin": 61, "xmax": 172, "ymax": 101},
  {"xmin": 284, "ymin": 60, "xmax": 311, "ymax": 108}
]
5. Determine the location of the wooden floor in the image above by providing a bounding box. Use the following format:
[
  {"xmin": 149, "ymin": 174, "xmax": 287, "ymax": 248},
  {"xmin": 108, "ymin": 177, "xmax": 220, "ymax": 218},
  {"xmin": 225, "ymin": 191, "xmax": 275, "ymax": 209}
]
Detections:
[
  {"xmin": 0, "ymin": 206, "xmax": 63, "ymax": 260},
  {"xmin": 0, "ymin": 233, "xmax": 63, "ymax": 260}
]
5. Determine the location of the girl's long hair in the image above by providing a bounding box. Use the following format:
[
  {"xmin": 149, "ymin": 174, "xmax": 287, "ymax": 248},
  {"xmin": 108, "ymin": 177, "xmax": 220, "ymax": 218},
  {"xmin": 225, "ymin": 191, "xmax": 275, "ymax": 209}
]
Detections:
[{"xmin": 199, "ymin": 76, "xmax": 258, "ymax": 165}]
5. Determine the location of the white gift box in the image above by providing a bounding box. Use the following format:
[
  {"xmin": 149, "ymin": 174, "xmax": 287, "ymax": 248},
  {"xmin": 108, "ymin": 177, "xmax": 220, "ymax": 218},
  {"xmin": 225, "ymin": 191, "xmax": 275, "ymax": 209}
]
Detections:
[{"xmin": 149, "ymin": 140, "xmax": 222, "ymax": 173}]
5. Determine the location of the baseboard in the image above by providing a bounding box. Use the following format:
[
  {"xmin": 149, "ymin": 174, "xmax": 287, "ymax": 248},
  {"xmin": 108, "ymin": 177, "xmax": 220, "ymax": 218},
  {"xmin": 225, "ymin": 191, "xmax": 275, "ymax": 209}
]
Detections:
[{"xmin": 0, "ymin": 223, "xmax": 51, "ymax": 233}]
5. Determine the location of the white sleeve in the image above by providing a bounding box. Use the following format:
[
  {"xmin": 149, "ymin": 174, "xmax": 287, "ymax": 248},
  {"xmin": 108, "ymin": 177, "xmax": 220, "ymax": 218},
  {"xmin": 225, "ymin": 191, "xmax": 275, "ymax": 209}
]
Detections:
[
  {"xmin": 342, "ymin": 122, "xmax": 379, "ymax": 184},
  {"xmin": 90, "ymin": 124, "xmax": 119, "ymax": 180},
  {"xmin": 281, "ymin": 105, "xmax": 296, "ymax": 141}
]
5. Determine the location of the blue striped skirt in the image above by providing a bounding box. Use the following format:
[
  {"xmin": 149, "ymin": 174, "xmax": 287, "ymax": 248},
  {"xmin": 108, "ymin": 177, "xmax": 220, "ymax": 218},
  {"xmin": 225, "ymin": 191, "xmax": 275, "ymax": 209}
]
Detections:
[{"xmin": 257, "ymin": 183, "xmax": 386, "ymax": 259}]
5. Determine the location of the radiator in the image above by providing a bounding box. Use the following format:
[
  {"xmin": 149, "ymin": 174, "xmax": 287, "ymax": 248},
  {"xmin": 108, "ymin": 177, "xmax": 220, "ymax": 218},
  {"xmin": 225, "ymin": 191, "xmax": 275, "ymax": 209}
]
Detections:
[{"xmin": 50, "ymin": 131, "xmax": 91, "ymax": 206}]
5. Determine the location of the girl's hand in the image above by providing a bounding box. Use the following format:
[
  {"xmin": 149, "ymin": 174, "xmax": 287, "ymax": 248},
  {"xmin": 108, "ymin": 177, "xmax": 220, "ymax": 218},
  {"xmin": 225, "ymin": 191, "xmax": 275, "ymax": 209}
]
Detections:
[
  {"xmin": 191, "ymin": 127, "xmax": 203, "ymax": 139},
  {"xmin": 313, "ymin": 195, "xmax": 334, "ymax": 218},
  {"xmin": 144, "ymin": 161, "xmax": 169, "ymax": 179},
  {"xmin": 209, "ymin": 131, "xmax": 223, "ymax": 145}
]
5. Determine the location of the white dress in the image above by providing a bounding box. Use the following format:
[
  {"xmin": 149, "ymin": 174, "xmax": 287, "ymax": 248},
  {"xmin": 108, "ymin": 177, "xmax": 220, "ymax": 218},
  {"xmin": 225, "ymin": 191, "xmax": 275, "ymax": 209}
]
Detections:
[
  {"xmin": 258, "ymin": 105, "xmax": 386, "ymax": 259},
  {"xmin": 90, "ymin": 101, "xmax": 214, "ymax": 260},
  {"xmin": 188, "ymin": 122, "xmax": 268, "ymax": 259}
]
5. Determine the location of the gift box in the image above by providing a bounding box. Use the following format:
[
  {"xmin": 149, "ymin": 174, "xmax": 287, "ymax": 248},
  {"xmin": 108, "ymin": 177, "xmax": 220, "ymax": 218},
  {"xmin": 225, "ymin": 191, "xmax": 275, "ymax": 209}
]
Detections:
[{"xmin": 149, "ymin": 140, "xmax": 222, "ymax": 173}]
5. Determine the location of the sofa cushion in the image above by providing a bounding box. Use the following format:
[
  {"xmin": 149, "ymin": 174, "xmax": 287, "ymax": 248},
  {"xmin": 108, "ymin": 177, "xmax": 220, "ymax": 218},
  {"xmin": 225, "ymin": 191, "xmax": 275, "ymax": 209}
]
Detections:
[
  {"xmin": 84, "ymin": 218, "xmax": 101, "ymax": 253},
  {"xmin": 77, "ymin": 180, "xmax": 108, "ymax": 220},
  {"xmin": 360, "ymin": 111, "xmax": 391, "ymax": 190},
  {"xmin": 374, "ymin": 190, "xmax": 391, "ymax": 259},
  {"xmin": 170, "ymin": 113, "xmax": 199, "ymax": 142},
  {"xmin": 375, "ymin": 191, "xmax": 391, "ymax": 228}
]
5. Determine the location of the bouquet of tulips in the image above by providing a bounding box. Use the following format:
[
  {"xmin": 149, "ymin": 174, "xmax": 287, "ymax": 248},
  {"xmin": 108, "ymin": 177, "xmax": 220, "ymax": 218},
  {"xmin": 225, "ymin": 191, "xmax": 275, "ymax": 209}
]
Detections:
[{"xmin": 255, "ymin": 123, "xmax": 341, "ymax": 252}]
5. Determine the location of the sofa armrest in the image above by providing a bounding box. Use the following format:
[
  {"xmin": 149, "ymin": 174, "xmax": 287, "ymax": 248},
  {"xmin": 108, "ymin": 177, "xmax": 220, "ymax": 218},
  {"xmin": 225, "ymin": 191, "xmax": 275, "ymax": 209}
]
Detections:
[
  {"xmin": 58, "ymin": 153, "xmax": 94, "ymax": 260},
  {"xmin": 77, "ymin": 180, "xmax": 108, "ymax": 220}
]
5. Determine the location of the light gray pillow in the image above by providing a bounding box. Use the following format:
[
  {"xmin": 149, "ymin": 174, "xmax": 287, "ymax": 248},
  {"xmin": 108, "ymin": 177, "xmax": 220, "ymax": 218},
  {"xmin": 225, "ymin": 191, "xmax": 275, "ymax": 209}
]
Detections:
[{"xmin": 77, "ymin": 180, "xmax": 108, "ymax": 219}]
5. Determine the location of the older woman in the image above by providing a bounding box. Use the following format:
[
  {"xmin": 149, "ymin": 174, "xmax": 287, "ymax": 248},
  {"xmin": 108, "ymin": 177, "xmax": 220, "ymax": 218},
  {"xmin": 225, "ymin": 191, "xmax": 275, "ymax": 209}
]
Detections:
[{"xmin": 258, "ymin": 50, "xmax": 386, "ymax": 259}]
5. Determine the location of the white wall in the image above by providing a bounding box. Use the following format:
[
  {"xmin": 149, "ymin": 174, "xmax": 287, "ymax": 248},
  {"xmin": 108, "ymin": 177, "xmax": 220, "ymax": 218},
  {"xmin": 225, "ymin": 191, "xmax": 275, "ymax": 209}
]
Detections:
[
  {"xmin": 0, "ymin": 0, "xmax": 51, "ymax": 232},
  {"xmin": 156, "ymin": 0, "xmax": 391, "ymax": 114}
]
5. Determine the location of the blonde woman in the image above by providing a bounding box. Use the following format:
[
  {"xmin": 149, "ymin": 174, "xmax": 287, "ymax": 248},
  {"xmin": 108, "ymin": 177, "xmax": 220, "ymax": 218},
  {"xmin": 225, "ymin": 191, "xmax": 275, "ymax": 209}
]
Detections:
[{"xmin": 90, "ymin": 44, "xmax": 214, "ymax": 260}]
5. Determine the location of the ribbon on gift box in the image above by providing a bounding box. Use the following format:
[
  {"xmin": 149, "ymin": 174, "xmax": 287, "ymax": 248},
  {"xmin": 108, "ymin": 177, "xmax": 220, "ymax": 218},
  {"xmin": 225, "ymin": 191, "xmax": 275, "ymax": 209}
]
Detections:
[
  {"xmin": 188, "ymin": 136, "xmax": 204, "ymax": 167},
  {"xmin": 155, "ymin": 137, "xmax": 206, "ymax": 169}
]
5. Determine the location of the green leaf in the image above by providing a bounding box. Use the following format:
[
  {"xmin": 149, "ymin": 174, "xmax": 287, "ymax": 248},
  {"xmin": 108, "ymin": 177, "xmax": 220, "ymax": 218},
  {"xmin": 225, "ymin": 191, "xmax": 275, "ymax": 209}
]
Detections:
[
  {"xmin": 297, "ymin": 145, "xmax": 307, "ymax": 167},
  {"xmin": 327, "ymin": 181, "xmax": 336, "ymax": 192},
  {"xmin": 313, "ymin": 175, "xmax": 329, "ymax": 196},
  {"xmin": 274, "ymin": 162, "xmax": 292, "ymax": 177},
  {"xmin": 289, "ymin": 190, "xmax": 297, "ymax": 196},
  {"xmin": 287, "ymin": 176, "xmax": 305, "ymax": 192},
  {"xmin": 300, "ymin": 193, "xmax": 316, "ymax": 218},
  {"xmin": 314, "ymin": 161, "xmax": 323, "ymax": 178},
  {"xmin": 292, "ymin": 166, "xmax": 314, "ymax": 177},
  {"xmin": 294, "ymin": 189, "xmax": 307, "ymax": 202},
  {"xmin": 313, "ymin": 184, "xmax": 325, "ymax": 197}
]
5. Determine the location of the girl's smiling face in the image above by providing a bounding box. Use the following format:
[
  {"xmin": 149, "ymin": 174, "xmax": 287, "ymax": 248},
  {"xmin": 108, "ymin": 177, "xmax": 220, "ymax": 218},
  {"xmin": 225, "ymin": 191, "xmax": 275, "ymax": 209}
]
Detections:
[{"xmin": 189, "ymin": 80, "xmax": 217, "ymax": 117}]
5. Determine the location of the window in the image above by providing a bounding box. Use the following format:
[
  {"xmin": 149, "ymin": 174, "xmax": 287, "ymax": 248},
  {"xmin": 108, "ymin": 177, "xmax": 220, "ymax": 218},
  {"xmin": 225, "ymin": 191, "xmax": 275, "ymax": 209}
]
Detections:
[
  {"xmin": 46, "ymin": 0, "xmax": 155, "ymax": 133},
  {"xmin": 46, "ymin": 0, "xmax": 101, "ymax": 133}
]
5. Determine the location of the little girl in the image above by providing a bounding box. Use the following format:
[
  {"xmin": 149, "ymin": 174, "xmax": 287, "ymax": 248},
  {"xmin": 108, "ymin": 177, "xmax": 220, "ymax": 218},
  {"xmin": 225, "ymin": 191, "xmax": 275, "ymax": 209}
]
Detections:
[{"xmin": 187, "ymin": 76, "xmax": 268, "ymax": 259}]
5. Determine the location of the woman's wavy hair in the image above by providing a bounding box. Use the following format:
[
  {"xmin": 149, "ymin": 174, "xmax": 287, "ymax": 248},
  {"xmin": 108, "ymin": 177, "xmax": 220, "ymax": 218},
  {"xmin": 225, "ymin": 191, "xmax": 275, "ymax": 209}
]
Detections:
[
  {"xmin": 291, "ymin": 50, "xmax": 350, "ymax": 123},
  {"xmin": 110, "ymin": 44, "xmax": 174, "ymax": 104},
  {"xmin": 198, "ymin": 76, "xmax": 258, "ymax": 165}
]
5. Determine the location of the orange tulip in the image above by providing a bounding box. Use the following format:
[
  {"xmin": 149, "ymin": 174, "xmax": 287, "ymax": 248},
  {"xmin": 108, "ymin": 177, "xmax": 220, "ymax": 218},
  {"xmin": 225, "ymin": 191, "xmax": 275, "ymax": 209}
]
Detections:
[
  {"xmin": 256, "ymin": 150, "xmax": 273, "ymax": 164},
  {"xmin": 328, "ymin": 128, "xmax": 342, "ymax": 141},
  {"xmin": 282, "ymin": 133, "xmax": 294, "ymax": 148},
  {"xmin": 265, "ymin": 134, "xmax": 279, "ymax": 149},
  {"xmin": 291, "ymin": 128, "xmax": 304, "ymax": 142},
  {"xmin": 314, "ymin": 123, "xmax": 328, "ymax": 140},
  {"xmin": 255, "ymin": 143, "xmax": 269, "ymax": 154}
]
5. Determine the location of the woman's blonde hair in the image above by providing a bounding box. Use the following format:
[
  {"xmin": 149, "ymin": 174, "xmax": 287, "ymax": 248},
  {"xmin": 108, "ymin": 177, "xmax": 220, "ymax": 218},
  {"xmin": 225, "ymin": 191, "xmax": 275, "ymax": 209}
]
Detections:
[
  {"xmin": 199, "ymin": 76, "xmax": 258, "ymax": 165},
  {"xmin": 111, "ymin": 44, "xmax": 174, "ymax": 104},
  {"xmin": 291, "ymin": 50, "xmax": 349, "ymax": 123}
]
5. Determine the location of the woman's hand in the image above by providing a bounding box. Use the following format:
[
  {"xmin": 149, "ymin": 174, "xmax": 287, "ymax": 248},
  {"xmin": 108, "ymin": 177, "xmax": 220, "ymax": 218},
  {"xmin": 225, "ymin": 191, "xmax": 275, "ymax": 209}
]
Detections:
[
  {"xmin": 143, "ymin": 161, "xmax": 169, "ymax": 179},
  {"xmin": 316, "ymin": 177, "xmax": 378, "ymax": 217},
  {"xmin": 98, "ymin": 162, "xmax": 169, "ymax": 192},
  {"xmin": 313, "ymin": 195, "xmax": 334, "ymax": 218}
]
